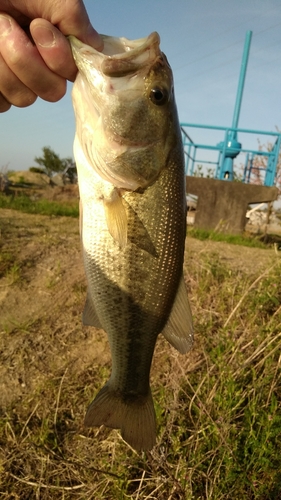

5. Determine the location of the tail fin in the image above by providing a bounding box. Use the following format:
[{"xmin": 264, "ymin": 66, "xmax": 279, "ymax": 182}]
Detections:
[{"xmin": 84, "ymin": 384, "xmax": 156, "ymax": 451}]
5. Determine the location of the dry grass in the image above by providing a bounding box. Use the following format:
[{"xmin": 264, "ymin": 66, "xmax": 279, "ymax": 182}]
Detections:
[{"xmin": 0, "ymin": 208, "xmax": 281, "ymax": 499}]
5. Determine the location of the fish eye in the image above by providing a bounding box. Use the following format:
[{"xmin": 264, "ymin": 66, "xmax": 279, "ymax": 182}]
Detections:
[{"xmin": 149, "ymin": 87, "xmax": 169, "ymax": 106}]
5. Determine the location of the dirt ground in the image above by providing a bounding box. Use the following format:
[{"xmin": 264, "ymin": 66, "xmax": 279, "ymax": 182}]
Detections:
[{"xmin": 0, "ymin": 206, "xmax": 277, "ymax": 414}]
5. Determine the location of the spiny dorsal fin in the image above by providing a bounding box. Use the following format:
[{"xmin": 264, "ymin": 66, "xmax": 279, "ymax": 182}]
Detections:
[
  {"xmin": 103, "ymin": 189, "xmax": 127, "ymax": 248},
  {"xmin": 162, "ymin": 275, "xmax": 193, "ymax": 354}
]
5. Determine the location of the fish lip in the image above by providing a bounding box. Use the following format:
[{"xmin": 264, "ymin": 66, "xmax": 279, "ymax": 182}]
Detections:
[
  {"xmin": 69, "ymin": 32, "xmax": 161, "ymax": 77},
  {"xmin": 69, "ymin": 31, "xmax": 160, "ymax": 59},
  {"xmin": 102, "ymin": 31, "xmax": 160, "ymax": 57}
]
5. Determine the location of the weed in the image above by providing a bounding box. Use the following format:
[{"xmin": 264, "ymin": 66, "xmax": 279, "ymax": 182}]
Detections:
[
  {"xmin": 4, "ymin": 262, "xmax": 21, "ymax": 285},
  {"xmin": 0, "ymin": 252, "xmax": 15, "ymax": 278},
  {"xmin": 45, "ymin": 260, "xmax": 62, "ymax": 288}
]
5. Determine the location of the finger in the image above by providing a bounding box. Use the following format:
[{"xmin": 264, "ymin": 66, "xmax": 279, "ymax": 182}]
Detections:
[
  {"xmin": 0, "ymin": 13, "xmax": 66, "ymax": 102},
  {"xmin": 0, "ymin": 52, "xmax": 37, "ymax": 109},
  {"xmin": 0, "ymin": 92, "xmax": 11, "ymax": 113},
  {"xmin": 30, "ymin": 19, "xmax": 77, "ymax": 81},
  {"xmin": 0, "ymin": 1, "xmax": 103, "ymax": 50},
  {"xmin": 47, "ymin": 1, "xmax": 103, "ymax": 50}
]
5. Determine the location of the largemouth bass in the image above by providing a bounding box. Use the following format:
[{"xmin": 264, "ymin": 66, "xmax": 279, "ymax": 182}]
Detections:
[{"xmin": 69, "ymin": 32, "xmax": 193, "ymax": 451}]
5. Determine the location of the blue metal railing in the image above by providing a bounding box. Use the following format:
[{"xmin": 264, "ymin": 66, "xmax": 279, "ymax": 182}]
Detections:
[{"xmin": 181, "ymin": 122, "xmax": 281, "ymax": 187}]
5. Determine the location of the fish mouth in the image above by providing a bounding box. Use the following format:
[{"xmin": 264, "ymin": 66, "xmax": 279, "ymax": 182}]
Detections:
[{"xmin": 69, "ymin": 32, "xmax": 161, "ymax": 77}]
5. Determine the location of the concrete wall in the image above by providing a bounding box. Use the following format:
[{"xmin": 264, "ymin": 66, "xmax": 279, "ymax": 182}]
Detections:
[{"xmin": 186, "ymin": 176, "xmax": 279, "ymax": 234}]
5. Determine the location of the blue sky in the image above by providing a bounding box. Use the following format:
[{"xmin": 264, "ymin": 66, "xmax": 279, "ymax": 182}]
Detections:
[{"xmin": 1, "ymin": 0, "xmax": 281, "ymax": 173}]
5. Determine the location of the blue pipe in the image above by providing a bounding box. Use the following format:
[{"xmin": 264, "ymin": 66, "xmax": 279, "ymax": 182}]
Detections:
[
  {"xmin": 232, "ymin": 31, "xmax": 252, "ymax": 131},
  {"xmin": 219, "ymin": 31, "xmax": 252, "ymax": 180}
]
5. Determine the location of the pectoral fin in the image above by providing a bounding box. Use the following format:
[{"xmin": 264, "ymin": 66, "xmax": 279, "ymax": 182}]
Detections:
[
  {"xmin": 83, "ymin": 291, "xmax": 102, "ymax": 328},
  {"xmin": 103, "ymin": 189, "xmax": 127, "ymax": 248},
  {"xmin": 162, "ymin": 276, "xmax": 193, "ymax": 354}
]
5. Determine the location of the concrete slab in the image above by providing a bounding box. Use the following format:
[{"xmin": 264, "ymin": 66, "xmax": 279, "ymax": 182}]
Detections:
[{"xmin": 186, "ymin": 176, "xmax": 279, "ymax": 234}]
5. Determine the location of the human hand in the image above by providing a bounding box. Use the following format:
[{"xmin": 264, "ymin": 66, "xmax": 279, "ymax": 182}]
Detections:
[{"xmin": 0, "ymin": 0, "xmax": 103, "ymax": 112}]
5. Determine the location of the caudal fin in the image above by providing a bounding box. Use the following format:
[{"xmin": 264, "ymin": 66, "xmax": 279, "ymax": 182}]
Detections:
[{"xmin": 84, "ymin": 384, "xmax": 156, "ymax": 451}]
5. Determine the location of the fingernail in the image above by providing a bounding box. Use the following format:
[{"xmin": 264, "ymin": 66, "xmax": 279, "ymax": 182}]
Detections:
[
  {"xmin": 32, "ymin": 25, "xmax": 56, "ymax": 48},
  {"xmin": 0, "ymin": 14, "xmax": 12, "ymax": 36}
]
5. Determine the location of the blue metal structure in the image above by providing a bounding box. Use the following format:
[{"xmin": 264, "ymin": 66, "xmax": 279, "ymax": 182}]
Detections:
[
  {"xmin": 218, "ymin": 30, "xmax": 252, "ymax": 180},
  {"xmin": 181, "ymin": 30, "xmax": 281, "ymax": 187},
  {"xmin": 181, "ymin": 123, "xmax": 281, "ymax": 187}
]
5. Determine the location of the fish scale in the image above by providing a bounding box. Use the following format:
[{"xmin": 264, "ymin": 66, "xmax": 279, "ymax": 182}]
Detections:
[{"xmin": 69, "ymin": 32, "xmax": 193, "ymax": 451}]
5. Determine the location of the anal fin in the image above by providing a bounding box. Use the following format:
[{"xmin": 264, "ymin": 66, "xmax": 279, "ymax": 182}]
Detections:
[
  {"xmin": 162, "ymin": 275, "xmax": 193, "ymax": 354},
  {"xmin": 82, "ymin": 291, "xmax": 102, "ymax": 328}
]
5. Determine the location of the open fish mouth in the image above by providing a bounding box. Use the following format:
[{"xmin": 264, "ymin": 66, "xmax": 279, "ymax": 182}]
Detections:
[{"xmin": 69, "ymin": 32, "xmax": 161, "ymax": 77}]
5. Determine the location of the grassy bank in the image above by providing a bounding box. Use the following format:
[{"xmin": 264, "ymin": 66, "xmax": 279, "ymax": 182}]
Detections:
[
  {"xmin": 0, "ymin": 236, "xmax": 280, "ymax": 498},
  {"xmin": 0, "ymin": 193, "xmax": 79, "ymax": 218},
  {"xmin": 187, "ymin": 227, "xmax": 269, "ymax": 248}
]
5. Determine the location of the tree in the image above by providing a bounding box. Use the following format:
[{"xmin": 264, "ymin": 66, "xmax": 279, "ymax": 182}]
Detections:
[
  {"xmin": 34, "ymin": 146, "xmax": 71, "ymax": 177},
  {"xmin": 61, "ymin": 157, "xmax": 77, "ymax": 183},
  {"xmin": 248, "ymin": 137, "xmax": 281, "ymax": 193}
]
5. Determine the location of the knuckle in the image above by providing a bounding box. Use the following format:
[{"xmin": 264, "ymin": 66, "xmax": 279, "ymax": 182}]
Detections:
[
  {"xmin": 2, "ymin": 87, "xmax": 38, "ymax": 108},
  {"xmin": 41, "ymin": 81, "xmax": 66, "ymax": 103},
  {"xmin": 15, "ymin": 91, "xmax": 37, "ymax": 108},
  {"xmin": 4, "ymin": 36, "xmax": 33, "ymax": 68}
]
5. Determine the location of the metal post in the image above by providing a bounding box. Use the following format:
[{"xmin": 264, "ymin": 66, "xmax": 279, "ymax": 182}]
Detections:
[
  {"xmin": 232, "ymin": 30, "xmax": 252, "ymax": 132},
  {"xmin": 219, "ymin": 31, "xmax": 252, "ymax": 180}
]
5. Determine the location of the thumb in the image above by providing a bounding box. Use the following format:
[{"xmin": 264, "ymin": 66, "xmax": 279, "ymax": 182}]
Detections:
[
  {"xmin": 79, "ymin": 23, "xmax": 103, "ymax": 51},
  {"xmin": 52, "ymin": 3, "xmax": 103, "ymax": 51}
]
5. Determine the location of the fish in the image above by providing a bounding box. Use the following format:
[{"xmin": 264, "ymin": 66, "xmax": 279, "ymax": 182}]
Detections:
[{"xmin": 69, "ymin": 32, "xmax": 193, "ymax": 452}]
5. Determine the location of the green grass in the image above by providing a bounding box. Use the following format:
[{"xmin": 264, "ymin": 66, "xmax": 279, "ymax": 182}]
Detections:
[
  {"xmin": 1, "ymin": 245, "xmax": 280, "ymax": 499},
  {"xmin": 188, "ymin": 227, "xmax": 268, "ymax": 248},
  {"xmin": 0, "ymin": 193, "xmax": 79, "ymax": 217}
]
